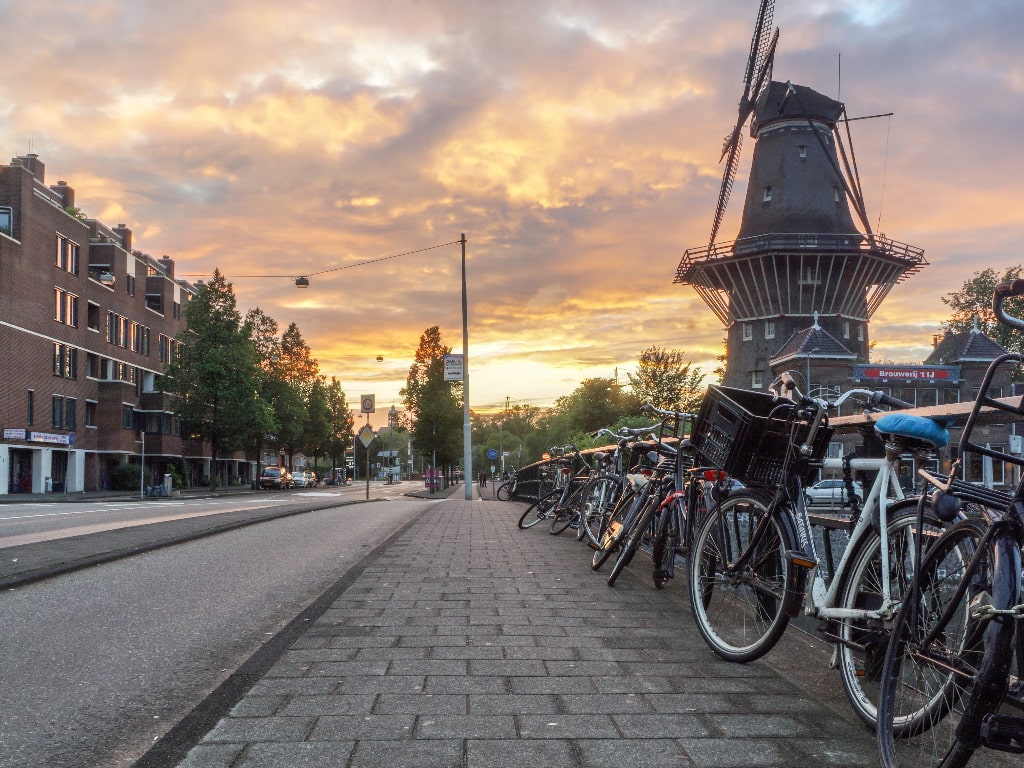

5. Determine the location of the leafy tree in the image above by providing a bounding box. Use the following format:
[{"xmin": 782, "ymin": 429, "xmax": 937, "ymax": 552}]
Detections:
[
  {"xmin": 940, "ymin": 266, "xmax": 1024, "ymax": 362},
  {"xmin": 627, "ymin": 346, "xmax": 706, "ymax": 412},
  {"xmin": 540, "ymin": 377, "xmax": 641, "ymax": 448},
  {"xmin": 166, "ymin": 270, "xmax": 271, "ymax": 468},
  {"xmin": 401, "ymin": 326, "xmax": 463, "ymax": 476},
  {"xmin": 323, "ymin": 376, "xmax": 355, "ymax": 474},
  {"xmin": 272, "ymin": 323, "xmax": 318, "ymax": 462}
]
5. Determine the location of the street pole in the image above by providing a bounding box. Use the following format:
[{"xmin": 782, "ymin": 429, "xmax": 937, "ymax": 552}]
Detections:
[
  {"xmin": 139, "ymin": 429, "xmax": 145, "ymax": 499},
  {"xmin": 365, "ymin": 414, "xmax": 371, "ymax": 501},
  {"xmin": 461, "ymin": 233, "xmax": 473, "ymax": 500}
]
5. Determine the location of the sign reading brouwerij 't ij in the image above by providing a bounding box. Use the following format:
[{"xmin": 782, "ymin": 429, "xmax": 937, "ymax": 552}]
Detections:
[
  {"xmin": 851, "ymin": 364, "xmax": 960, "ymax": 384},
  {"xmin": 444, "ymin": 354, "xmax": 464, "ymax": 382}
]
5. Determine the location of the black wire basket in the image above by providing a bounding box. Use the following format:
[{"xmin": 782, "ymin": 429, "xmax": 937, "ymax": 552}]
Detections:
[{"xmin": 690, "ymin": 385, "xmax": 832, "ymax": 486}]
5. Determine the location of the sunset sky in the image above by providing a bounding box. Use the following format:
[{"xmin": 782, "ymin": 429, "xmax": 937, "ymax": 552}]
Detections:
[{"xmin": 3, "ymin": 0, "xmax": 1022, "ymax": 422}]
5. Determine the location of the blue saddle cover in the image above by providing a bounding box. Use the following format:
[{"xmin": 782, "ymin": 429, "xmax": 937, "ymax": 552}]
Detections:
[{"xmin": 874, "ymin": 412, "xmax": 950, "ymax": 449}]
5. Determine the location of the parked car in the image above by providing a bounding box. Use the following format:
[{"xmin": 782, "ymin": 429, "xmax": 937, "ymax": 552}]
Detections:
[
  {"xmin": 292, "ymin": 470, "xmax": 310, "ymax": 488},
  {"xmin": 804, "ymin": 478, "xmax": 864, "ymax": 507},
  {"xmin": 259, "ymin": 466, "xmax": 294, "ymax": 490}
]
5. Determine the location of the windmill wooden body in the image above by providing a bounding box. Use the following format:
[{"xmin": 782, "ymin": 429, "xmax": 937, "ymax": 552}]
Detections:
[{"xmin": 675, "ymin": 0, "xmax": 926, "ymax": 391}]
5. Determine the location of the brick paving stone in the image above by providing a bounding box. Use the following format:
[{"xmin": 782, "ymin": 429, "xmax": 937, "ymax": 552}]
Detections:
[{"xmin": 171, "ymin": 496, "xmax": 882, "ymax": 767}]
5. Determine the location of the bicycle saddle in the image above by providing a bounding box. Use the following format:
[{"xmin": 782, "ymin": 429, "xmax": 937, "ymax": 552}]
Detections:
[{"xmin": 873, "ymin": 412, "xmax": 951, "ymax": 450}]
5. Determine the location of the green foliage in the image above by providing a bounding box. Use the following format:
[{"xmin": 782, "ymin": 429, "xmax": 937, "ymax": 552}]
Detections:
[
  {"xmin": 941, "ymin": 266, "xmax": 1024, "ymax": 364},
  {"xmin": 165, "ymin": 270, "xmax": 271, "ymax": 461},
  {"xmin": 627, "ymin": 346, "xmax": 706, "ymax": 412},
  {"xmin": 401, "ymin": 326, "xmax": 464, "ymax": 471},
  {"xmin": 63, "ymin": 205, "xmax": 86, "ymax": 220},
  {"xmin": 109, "ymin": 463, "xmax": 150, "ymax": 491}
]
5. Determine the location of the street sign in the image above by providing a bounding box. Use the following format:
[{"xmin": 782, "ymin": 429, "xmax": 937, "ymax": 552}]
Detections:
[
  {"xmin": 360, "ymin": 394, "xmax": 376, "ymax": 414},
  {"xmin": 443, "ymin": 354, "xmax": 464, "ymax": 382},
  {"xmin": 486, "ymin": 448, "xmax": 498, "ymax": 460},
  {"xmin": 358, "ymin": 424, "xmax": 376, "ymax": 448}
]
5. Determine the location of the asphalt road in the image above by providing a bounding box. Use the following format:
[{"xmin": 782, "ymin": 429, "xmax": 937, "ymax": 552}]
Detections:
[{"xmin": 0, "ymin": 496, "xmax": 428, "ymax": 768}]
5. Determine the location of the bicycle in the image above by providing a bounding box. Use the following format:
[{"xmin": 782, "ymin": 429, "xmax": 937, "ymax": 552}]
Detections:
[
  {"xmin": 591, "ymin": 407, "xmax": 682, "ymax": 577},
  {"xmin": 687, "ymin": 376, "xmax": 953, "ymax": 728},
  {"xmin": 877, "ymin": 278, "xmax": 1024, "ymax": 768},
  {"xmin": 495, "ymin": 468, "xmax": 518, "ymax": 501},
  {"xmin": 516, "ymin": 446, "xmax": 580, "ymax": 530},
  {"xmin": 576, "ymin": 426, "xmax": 654, "ymax": 549}
]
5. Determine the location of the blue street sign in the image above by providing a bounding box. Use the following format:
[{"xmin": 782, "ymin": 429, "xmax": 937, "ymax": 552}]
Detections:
[{"xmin": 486, "ymin": 448, "xmax": 498, "ymax": 460}]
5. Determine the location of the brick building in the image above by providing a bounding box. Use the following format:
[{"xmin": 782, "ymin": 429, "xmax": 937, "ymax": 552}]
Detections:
[
  {"xmin": 770, "ymin": 318, "xmax": 1018, "ymax": 490},
  {"xmin": 0, "ymin": 153, "xmax": 250, "ymax": 494}
]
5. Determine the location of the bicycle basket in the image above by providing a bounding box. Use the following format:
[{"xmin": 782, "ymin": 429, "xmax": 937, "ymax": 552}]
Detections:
[{"xmin": 690, "ymin": 385, "xmax": 832, "ymax": 485}]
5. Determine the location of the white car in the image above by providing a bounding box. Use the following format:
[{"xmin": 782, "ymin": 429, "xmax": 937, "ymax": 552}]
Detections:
[
  {"xmin": 804, "ymin": 478, "xmax": 864, "ymax": 507},
  {"xmin": 292, "ymin": 471, "xmax": 310, "ymax": 488}
]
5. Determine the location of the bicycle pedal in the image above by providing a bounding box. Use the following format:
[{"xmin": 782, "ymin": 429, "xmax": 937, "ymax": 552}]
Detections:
[{"xmin": 981, "ymin": 713, "xmax": 1024, "ymax": 753}]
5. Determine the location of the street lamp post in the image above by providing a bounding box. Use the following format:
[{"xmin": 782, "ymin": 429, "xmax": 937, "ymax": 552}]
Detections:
[
  {"xmin": 388, "ymin": 405, "xmax": 398, "ymax": 483},
  {"xmin": 806, "ymin": 347, "xmax": 819, "ymax": 398}
]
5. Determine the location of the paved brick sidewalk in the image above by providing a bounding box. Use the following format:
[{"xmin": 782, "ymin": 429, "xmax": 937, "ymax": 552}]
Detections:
[{"xmin": 172, "ymin": 497, "xmax": 878, "ymax": 768}]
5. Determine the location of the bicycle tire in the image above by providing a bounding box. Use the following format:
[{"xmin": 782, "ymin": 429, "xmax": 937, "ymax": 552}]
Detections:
[
  {"xmin": 592, "ymin": 488, "xmax": 639, "ymax": 571},
  {"xmin": 607, "ymin": 495, "xmax": 659, "ymax": 586},
  {"xmin": 549, "ymin": 505, "xmax": 576, "ymax": 535},
  {"xmin": 496, "ymin": 483, "xmax": 511, "ymax": 501},
  {"xmin": 687, "ymin": 490, "xmax": 794, "ymax": 662},
  {"xmin": 834, "ymin": 498, "xmax": 944, "ymax": 730},
  {"xmin": 579, "ymin": 477, "xmax": 621, "ymax": 548},
  {"xmin": 650, "ymin": 499, "xmax": 677, "ymax": 589},
  {"xmin": 877, "ymin": 518, "xmax": 1019, "ymax": 768},
  {"xmin": 518, "ymin": 489, "xmax": 559, "ymax": 529}
]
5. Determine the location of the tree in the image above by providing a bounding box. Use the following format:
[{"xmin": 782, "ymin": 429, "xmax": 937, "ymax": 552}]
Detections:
[
  {"xmin": 940, "ymin": 265, "xmax": 1024, "ymax": 361},
  {"xmin": 166, "ymin": 270, "xmax": 271, "ymax": 473},
  {"xmin": 627, "ymin": 346, "xmax": 706, "ymax": 412},
  {"xmin": 323, "ymin": 376, "xmax": 355, "ymax": 475},
  {"xmin": 541, "ymin": 377, "xmax": 640, "ymax": 447},
  {"xmin": 401, "ymin": 326, "xmax": 463, "ymax": 476}
]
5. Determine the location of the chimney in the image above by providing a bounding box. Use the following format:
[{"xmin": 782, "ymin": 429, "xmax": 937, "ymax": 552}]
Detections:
[
  {"xmin": 12, "ymin": 153, "xmax": 44, "ymax": 182},
  {"xmin": 158, "ymin": 256, "xmax": 174, "ymax": 278},
  {"xmin": 112, "ymin": 224, "xmax": 132, "ymax": 252},
  {"xmin": 51, "ymin": 180, "xmax": 75, "ymax": 208}
]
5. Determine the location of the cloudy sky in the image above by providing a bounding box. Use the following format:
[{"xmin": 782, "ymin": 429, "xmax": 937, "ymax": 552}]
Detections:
[{"xmin": 4, "ymin": 0, "xmax": 1021, "ymax": 419}]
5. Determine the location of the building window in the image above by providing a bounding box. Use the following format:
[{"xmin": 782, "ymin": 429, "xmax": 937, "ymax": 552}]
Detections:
[
  {"xmin": 800, "ymin": 266, "xmax": 820, "ymax": 285},
  {"xmin": 944, "ymin": 388, "xmax": 960, "ymax": 405},
  {"xmin": 899, "ymin": 388, "xmax": 917, "ymax": 407},
  {"xmin": 751, "ymin": 371, "xmax": 764, "ymax": 388},
  {"xmin": 54, "ymin": 289, "xmax": 79, "ymax": 327},
  {"xmin": 65, "ymin": 398, "xmax": 76, "ymax": 430},
  {"xmin": 122, "ymin": 404, "xmax": 135, "ymax": 429},
  {"xmin": 52, "ymin": 344, "xmax": 78, "ymax": 379},
  {"xmin": 834, "ymin": 186, "xmax": 842, "ymax": 203},
  {"xmin": 742, "ymin": 323, "xmax": 753, "ymax": 341},
  {"xmin": 920, "ymin": 388, "xmax": 938, "ymax": 407},
  {"xmin": 52, "ymin": 395, "xmax": 64, "ymax": 429},
  {"xmin": 764, "ymin": 320, "xmax": 775, "ymax": 340},
  {"xmin": 762, "ymin": 186, "xmax": 772, "ymax": 202},
  {"xmin": 125, "ymin": 275, "xmax": 136, "ymax": 296},
  {"xmin": 798, "ymin": 145, "xmax": 807, "ymax": 159},
  {"xmin": 857, "ymin": 325, "xmax": 864, "ymax": 341},
  {"xmin": 85, "ymin": 400, "xmax": 97, "ymax": 428},
  {"xmin": 87, "ymin": 302, "xmax": 100, "ymax": 331},
  {"xmin": 27, "ymin": 390, "xmax": 33, "ymax": 425},
  {"xmin": 0, "ymin": 206, "xmax": 12, "ymax": 236},
  {"xmin": 843, "ymin": 321, "xmax": 850, "ymax": 339},
  {"xmin": 55, "ymin": 234, "xmax": 80, "ymax": 275}
]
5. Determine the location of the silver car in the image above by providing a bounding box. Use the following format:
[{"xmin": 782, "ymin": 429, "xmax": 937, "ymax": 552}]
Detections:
[{"xmin": 804, "ymin": 478, "xmax": 864, "ymax": 507}]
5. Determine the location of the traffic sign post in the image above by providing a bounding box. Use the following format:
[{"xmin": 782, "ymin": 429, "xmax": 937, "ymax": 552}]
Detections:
[{"xmin": 358, "ymin": 422, "xmax": 375, "ymax": 500}]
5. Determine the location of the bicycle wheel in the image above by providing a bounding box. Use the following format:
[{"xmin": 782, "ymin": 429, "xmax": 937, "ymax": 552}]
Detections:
[
  {"xmin": 877, "ymin": 519, "xmax": 1018, "ymax": 768},
  {"xmin": 687, "ymin": 490, "xmax": 794, "ymax": 662},
  {"xmin": 496, "ymin": 483, "xmax": 511, "ymax": 501},
  {"xmin": 549, "ymin": 500, "xmax": 576, "ymax": 536},
  {"xmin": 518, "ymin": 489, "xmax": 559, "ymax": 529},
  {"xmin": 592, "ymin": 488, "xmax": 640, "ymax": 571},
  {"xmin": 650, "ymin": 502, "xmax": 676, "ymax": 589},
  {"xmin": 579, "ymin": 477, "xmax": 621, "ymax": 548},
  {"xmin": 835, "ymin": 498, "xmax": 944, "ymax": 729},
  {"xmin": 607, "ymin": 495, "xmax": 658, "ymax": 586}
]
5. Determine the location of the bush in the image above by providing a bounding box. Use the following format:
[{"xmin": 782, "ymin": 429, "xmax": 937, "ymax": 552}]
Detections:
[{"xmin": 109, "ymin": 463, "xmax": 151, "ymax": 491}]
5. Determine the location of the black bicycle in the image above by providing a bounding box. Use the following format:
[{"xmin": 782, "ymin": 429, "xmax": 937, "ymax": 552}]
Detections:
[{"xmin": 877, "ymin": 279, "xmax": 1024, "ymax": 768}]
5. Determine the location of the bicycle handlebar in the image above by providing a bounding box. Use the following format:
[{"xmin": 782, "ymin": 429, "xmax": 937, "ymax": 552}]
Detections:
[
  {"xmin": 640, "ymin": 402, "xmax": 698, "ymax": 421},
  {"xmin": 994, "ymin": 278, "xmax": 1024, "ymax": 331}
]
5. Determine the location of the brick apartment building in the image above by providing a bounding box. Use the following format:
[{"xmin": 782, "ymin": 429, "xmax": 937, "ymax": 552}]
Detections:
[{"xmin": 0, "ymin": 153, "xmax": 251, "ymax": 494}]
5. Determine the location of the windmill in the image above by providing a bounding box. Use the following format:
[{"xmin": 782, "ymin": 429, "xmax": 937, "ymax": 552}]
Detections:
[{"xmin": 676, "ymin": 0, "xmax": 927, "ymax": 390}]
